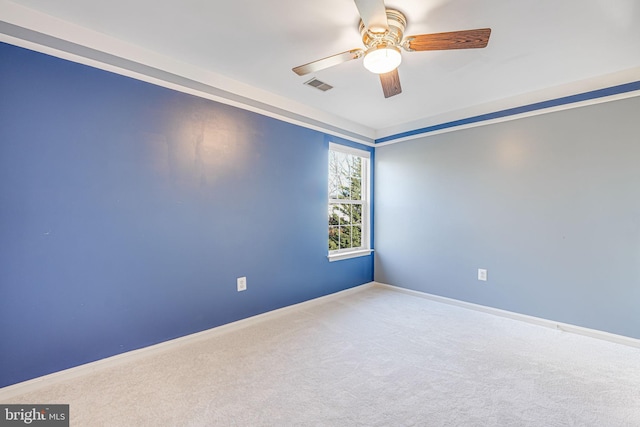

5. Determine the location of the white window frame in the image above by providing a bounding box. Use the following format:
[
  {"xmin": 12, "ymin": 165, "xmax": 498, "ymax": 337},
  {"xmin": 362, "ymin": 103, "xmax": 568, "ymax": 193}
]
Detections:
[{"xmin": 328, "ymin": 142, "xmax": 372, "ymax": 262}]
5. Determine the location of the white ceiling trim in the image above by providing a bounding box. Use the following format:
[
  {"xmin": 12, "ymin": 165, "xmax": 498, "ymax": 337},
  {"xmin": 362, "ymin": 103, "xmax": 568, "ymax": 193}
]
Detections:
[{"xmin": 2, "ymin": 0, "xmax": 639, "ymax": 149}]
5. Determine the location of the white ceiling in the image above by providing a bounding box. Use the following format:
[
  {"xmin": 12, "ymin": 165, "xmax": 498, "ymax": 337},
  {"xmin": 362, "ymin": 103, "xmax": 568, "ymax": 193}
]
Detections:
[{"xmin": 2, "ymin": 0, "xmax": 640, "ymax": 143}]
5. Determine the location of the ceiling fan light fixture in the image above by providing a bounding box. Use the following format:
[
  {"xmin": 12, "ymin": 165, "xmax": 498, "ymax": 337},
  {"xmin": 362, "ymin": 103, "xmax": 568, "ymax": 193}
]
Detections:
[{"xmin": 363, "ymin": 45, "xmax": 402, "ymax": 74}]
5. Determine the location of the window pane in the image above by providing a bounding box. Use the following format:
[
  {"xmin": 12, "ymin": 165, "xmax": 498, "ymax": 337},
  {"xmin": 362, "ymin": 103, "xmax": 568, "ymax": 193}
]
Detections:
[
  {"xmin": 352, "ymin": 225, "xmax": 362, "ymax": 248},
  {"xmin": 339, "ymin": 153, "xmax": 350, "ymax": 176},
  {"xmin": 351, "ymin": 156, "xmax": 362, "ymax": 177},
  {"xmin": 336, "ymin": 176, "xmax": 350, "ymax": 199},
  {"xmin": 350, "ymin": 177, "xmax": 361, "ymax": 200},
  {"xmin": 352, "ymin": 203, "xmax": 362, "ymax": 225},
  {"xmin": 328, "ymin": 174, "xmax": 339, "ymax": 200},
  {"xmin": 328, "ymin": 204, "xmax": 340, "ymax": 226},
  {"xmin": 329, "ymin": 150, "xmax": 344, "ymax": 199},
  {"xmin": 328, "ymin": 226, "xmax": 340, "ymax": 250},
  {"xmin": 330, "ymin": 150, "xmax": 342, "ymax": 174},
  {"xmin": 338, "ymin": 204, "xmax": 352, "ymax": 225},
  {"xmin": 338, "ymin": 153, "xmax": 351, "ymax": 199},
  {"xmin": 339, "ymin": 225, "xmax": 352, "ymax": 249}
]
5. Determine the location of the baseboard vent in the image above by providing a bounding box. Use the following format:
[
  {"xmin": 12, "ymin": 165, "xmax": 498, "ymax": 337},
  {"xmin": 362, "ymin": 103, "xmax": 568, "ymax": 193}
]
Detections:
[{"xmin": 304, "ymin": 78, "xmax": 333, "ymax": 92}]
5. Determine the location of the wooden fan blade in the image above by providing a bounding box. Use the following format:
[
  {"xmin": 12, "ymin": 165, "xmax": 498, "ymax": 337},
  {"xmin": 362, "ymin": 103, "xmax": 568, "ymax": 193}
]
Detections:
[
  {"xmin": 354, "ymin": 0, "xmax": 389, "ymax": 33},
  {"xmin": 380, "ymin": 69, "xmax": 402, "ymax": 98},
  {"xmin": 405, "ymin": 28, "xmax": 491, "ymax": 51},
  {"xmin": 292, "ymin": 49, "xmax": 364, "ymax": 76}
]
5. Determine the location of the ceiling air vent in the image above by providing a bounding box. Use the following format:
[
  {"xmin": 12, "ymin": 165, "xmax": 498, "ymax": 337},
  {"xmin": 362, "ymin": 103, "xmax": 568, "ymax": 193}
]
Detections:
[{"xmin": 304, "ymin": 78, "xmax": 333, "ymax": 92}]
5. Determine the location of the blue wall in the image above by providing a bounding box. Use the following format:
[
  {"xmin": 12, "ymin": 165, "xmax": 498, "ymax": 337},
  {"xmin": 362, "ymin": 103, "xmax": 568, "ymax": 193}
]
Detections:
[{"xmin": 0, "ymin": 42, "xmax": 373, "ymax": 388}]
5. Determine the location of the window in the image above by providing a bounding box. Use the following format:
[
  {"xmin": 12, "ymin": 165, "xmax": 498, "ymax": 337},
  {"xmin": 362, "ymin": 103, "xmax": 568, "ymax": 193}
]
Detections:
[{"xmin": 328, "ymin": 142, "xmax": 371, "ymax": 261}]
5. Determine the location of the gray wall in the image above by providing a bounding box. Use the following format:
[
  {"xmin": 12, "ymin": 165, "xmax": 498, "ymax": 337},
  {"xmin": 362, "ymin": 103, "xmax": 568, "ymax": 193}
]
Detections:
[{"xmin": 374, "ymin": 96, "xmax": 640, "ymax": 339}]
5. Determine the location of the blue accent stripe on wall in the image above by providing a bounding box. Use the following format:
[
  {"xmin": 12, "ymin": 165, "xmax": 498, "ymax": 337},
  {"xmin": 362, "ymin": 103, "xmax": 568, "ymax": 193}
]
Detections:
[{"xmin": 376, "ymin": 81, "xmax": 640, "ymax": 144}]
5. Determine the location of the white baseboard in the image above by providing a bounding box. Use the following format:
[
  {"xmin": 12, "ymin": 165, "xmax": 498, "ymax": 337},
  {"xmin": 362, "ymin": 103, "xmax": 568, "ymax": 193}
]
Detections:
[
  {"xmin": 4, "ymin": 280, "xmax": 637, "ymax": 400},
  {"xmin": 374, "ymin": 282, "xmax": 640, "ymax": 349},
  {"xmin": 0, "ymin": 282, "xmax": 376, "ymax": 400}
]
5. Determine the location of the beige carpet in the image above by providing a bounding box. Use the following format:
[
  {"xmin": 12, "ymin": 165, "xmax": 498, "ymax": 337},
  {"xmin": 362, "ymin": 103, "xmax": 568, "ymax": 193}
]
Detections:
[{"xmin": 4, "ymin": 286, "xmax": 640, "ymax": 426}]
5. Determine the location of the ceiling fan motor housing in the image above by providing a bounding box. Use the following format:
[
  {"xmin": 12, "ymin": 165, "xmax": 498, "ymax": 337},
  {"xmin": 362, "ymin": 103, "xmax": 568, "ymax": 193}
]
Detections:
[{"xmin": 359, "ymin": 9, "xmax": 407, "ymax": 50}]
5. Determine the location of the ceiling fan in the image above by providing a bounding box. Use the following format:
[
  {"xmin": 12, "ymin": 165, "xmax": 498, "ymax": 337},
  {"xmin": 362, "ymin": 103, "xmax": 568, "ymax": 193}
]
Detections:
[{"xmin": 292, "ymin": 0, "xmax": 491, "ymax": 98}]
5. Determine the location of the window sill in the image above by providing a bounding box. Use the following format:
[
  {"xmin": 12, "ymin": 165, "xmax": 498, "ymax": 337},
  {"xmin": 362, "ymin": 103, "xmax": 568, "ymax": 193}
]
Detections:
[{"xmin": 327, "ymin": 249, "xmax": 373, "ymax": 262}]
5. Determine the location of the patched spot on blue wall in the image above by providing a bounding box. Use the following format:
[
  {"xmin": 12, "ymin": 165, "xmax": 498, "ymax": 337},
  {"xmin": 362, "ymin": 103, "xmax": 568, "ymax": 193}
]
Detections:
[{"xmin": 0, "ymin": 42, "xmax": 373, "ymax": 388}]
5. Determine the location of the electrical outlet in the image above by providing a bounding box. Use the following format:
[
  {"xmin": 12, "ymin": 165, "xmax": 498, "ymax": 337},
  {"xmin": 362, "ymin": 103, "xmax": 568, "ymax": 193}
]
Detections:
[
  {"xmin": 478, "ymin": 269, "xmax": 488, "ymax": 282},
  {"xmin": 237, "ymin": 276, "xmax": 247, "ymax": 292}
]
